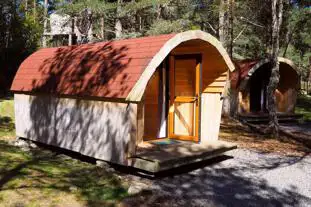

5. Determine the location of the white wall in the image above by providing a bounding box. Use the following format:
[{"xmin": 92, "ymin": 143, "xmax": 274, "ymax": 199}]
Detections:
[
  {"xmin": 200, "ymin": 93, "xmax": 223, "ymax": 143},
  {"xmin": 14, "ymin": 94, "xmax": 137, "ymax": 165}
]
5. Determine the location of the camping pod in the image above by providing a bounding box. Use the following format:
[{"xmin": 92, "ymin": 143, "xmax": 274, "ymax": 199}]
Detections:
[
  {"xmin": 231, "ymin": 57, "xmax": 300, "ymax": 120},
  {"xmin": 11, "ymin": 30, "xmax": 236, "ymax": 172}
]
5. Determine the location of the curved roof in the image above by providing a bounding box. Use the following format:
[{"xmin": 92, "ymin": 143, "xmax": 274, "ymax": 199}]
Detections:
[
  {"xmin": 11, "ymin": 30, "xmax": 234, "ymax": 101},
  {"xmin": 231, "ymin": 57, "xmax": 299, "ymax": 89}
]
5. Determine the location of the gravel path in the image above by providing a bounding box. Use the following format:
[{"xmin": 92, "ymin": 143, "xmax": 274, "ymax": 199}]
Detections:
[
  {"xmin": 123, "ymin": 149, "xmax": 311, "ymax": 207},
  {"xmin": 281, "ymin": 122, "xmax": 311, "ymax": 136}
]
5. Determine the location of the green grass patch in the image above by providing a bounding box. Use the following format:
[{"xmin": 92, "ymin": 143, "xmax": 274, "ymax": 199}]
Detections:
[
  {"xmin": 0, "ymin": 140, "xmax": 129, "ymax": 206},
  {"xmin": 296, "ymin": 94, "xmax": 311, "ymax": 122},
  {"xmin": 0, "ymin": 98, "xmax": 130, "ymax": 205},
  {"xmin": 0, "ymin": 98, "xmax": 15, "ymax": 138}
]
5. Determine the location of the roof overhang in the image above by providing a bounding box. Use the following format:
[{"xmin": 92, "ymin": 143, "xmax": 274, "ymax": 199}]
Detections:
[{"xmin": 126, "ymin": 30, "xmax": 235, "ymax": 102}]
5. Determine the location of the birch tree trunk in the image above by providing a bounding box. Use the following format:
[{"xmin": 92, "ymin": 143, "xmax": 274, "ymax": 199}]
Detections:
[
  {"xmin": 33, "ymin": 0, "xmax": 36, "ymax": 21},
  {"xmin": 87, "ymin": 9, "xmax": 93, "ymax": 42},
  {"xmin": 219, "ymin": 0, "xmax": 228, "ymax": 48},
  {"xmin": 42, "ymin": 0, "xmax": 48, "ymax": 48},
  {"xmin": 100, "ymin": 16, "xmax": 105, "ymax": 39},
  {"xmin": 25, "ymin": 0, "xmax": 28, "ymax": 15},
  {"xmin": 219, "ymin": 0, "xmax": 235, "ymax": 116},
  {"xmin": 115, "ymin": 0, "xmax": 123, "ymax": 39},
  {"xmin": 267, "ymin": 0, "xmax": 283, "ymax": 137}
]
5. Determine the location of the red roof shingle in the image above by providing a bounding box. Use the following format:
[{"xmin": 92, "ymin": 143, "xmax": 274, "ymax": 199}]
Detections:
[
  {"xmin": 11, "ymin": 34, "xmax": 175, "ymax": 99},
  {"xmin": 230, "ymin": 59, "xmax": 259, "ymax": 89}
]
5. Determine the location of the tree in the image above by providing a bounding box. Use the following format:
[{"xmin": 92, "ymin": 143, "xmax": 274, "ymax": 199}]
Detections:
[
  {"xmin": 219, "ymin": 0, "xmax": 235, "ymax": 116},
  {"xmin": 0, "ymin": 0, "xmax": 41, "ymax": 94},
  {"xmin": 266, "ymin": 0, "xmax": 283, "ymax": 137},
  {"xmin": 42, "ymin": 0, "xmax": 48, "ymax": 47},
  {"xmin": 219, "ymin": 0, "xmax": 234, "ymax": 57}
]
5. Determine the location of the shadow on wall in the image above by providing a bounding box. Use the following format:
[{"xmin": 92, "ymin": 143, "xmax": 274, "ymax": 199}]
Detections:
[
  {"xmin": 22, "ymin": 42, "xmax": 136, "ymax": 164},
  {"xmin": 32, "ymin": 41, "xmax": 132, "ymax": 97},
  {"xmin": 123, "ymin": 154, "xmax": 311, "ymax": 206}
]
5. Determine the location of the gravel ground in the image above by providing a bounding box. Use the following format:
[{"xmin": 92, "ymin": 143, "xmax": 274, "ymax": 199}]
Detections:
[
  {"xmin": 123, "ymin": 149, "xmax": 311, "ymax": 207},
  {"xmin": 281, "ymin": 122, "xmax": 311, "ymax": 136}
]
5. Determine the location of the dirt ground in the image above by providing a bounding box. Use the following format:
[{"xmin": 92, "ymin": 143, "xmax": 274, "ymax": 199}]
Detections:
[{"xmin": 219, "ymin": 118, "xmax": 311, "ymax": 157}]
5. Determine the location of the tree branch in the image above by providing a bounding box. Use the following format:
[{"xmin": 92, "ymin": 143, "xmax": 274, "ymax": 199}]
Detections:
[
  {"xmin": 238, "ymin": 16, "xmax": 264, "ymax": 28},
  {"xmin": 233, "ymin": 25, "xmax": 247, "ymax": 42}
]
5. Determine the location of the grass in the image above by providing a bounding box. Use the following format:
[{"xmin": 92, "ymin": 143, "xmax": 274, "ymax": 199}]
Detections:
[
  {"xmin": 0, "ymin": 98, "xmax": 15, "ymax": 139},
  {"xmin": 0, "ymin": 99, "xmax": 130, "ymax": 206},
  {"xmin": 0, "ymin": 140, "xmax": 129, "ymax": 206},
  {"xmin": 295, "ymin": 94, "xmax": 311, "ymax": 122}
]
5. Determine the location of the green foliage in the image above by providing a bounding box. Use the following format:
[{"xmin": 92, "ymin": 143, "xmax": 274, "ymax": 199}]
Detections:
[
  {"xmin": 58, "ymin": 0, "xmax": 117, "ymax": 17},
  {"xmin": 0, "ymin": 1, "xmax": 41, "ymax": 92},
  {"xmin": 280, "ymin": 6, "xmax": 311, "ymax": 79},
  {"xmin": 147, "ymin": 19, "xmax": 191, "ymax": 35},
  {"xmin": 22, "ymin": 16, "xmax": 42, "ymax": 52},
  {"xmin": 0, "ymin": 98, "xmax": 15, "ymax": 138},
  {"xmin": 0, "ymin": 0, "xmax": 310, "ymax": 93},
  {"xmin": 296, "ymin": 94, "xmax": 311, "ymax": 122}
]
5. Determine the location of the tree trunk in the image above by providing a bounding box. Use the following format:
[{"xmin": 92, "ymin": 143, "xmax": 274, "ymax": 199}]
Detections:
[
  {"xmin": 33, "ymin": 0, "xmax": 36, "ymax": 21},
  {"xmin": 267, "ymin": 0, "xmax": 283, "ymax": 137},
  {"xmin": 87, "ymin": 9, "xmax": 93, "ymax": 42},
  {"xmin": 25, "ymin": 0, "xmax": 28, "ymax": 15},
  {"xmin": 282, "ymin": 22, "xmax": 293, "ymax": 57},
  {"xmin": 42, "ymin": 0, "xmax": 48, "ymax": 47},
  {"xmin": 75, "ymin": 17, "xmax": 82, "ymax": 44},
  {"xmin": 219, "ymin": 0, "xmax": 234, "ymax": 57},
  {"xmin": 115, "ymin": 0, "xmax": 123, "ymax": 39},
  {"xmin": 68, "ymin": 18, "xmax": 74, "ymax": 46},
  {"xmin": 219, "ymin": 0, "xmax": 235, "ymax": 117},
  {"xmin": 100, "ymin": 16, "xmax": 105, "ymax": 39}
]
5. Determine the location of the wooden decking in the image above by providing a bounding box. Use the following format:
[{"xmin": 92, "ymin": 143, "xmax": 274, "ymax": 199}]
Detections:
[{"xmin": 129, "ymin": 139, "xmax": 237, "ymax": 173}]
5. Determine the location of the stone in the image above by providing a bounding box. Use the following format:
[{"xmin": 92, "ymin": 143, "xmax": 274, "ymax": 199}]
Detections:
[
  {"xmin": 14, "ymin": 137, "xmax": 37, "ymax": 151},
  {"xmin": 127, "ymin": 182, "xmax": 150, "ymax": 195},
  {"xmin": 96, "ymin": 160, "xmax": 116, "ymax": 173}
]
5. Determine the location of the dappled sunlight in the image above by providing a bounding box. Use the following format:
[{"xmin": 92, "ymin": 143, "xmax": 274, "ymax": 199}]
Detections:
[
  {"xmin": 0, "ymin": 140, "xmax": 128, "ymax": 206},
  {"xmin": 219, "ymin": 119, "xmax": 311, "ymax": 156},
  {"xmin": 12, "ymin": 41, "xmax": 139, "ymax": 165},
  {"xmin": 123, "ymin": 153, "xmax": 311, "ymax": 206}
]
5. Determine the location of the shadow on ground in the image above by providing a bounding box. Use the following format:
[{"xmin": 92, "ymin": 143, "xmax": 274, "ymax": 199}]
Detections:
[
  {"xmin": 122, "ymin": 152, "xmax": 311, "ymax": 207},
  {"xmin": 0, "ymin": 140, "xmax": 128, "ymax": 206}
]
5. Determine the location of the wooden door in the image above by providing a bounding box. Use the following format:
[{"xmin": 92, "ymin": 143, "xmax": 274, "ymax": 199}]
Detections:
[{"xmin": 169, "ymin": 55, "xmax": 201, "ymax": 142}]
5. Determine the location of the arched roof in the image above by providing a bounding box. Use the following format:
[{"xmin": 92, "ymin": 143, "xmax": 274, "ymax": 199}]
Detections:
[
  {"xmin": 231, "ymin": 57, "xmax": 299, "ymax": 90},
  {"xmin": 247, "ymin": 57, "xmax": 298, "ymax": 77},
  {"xmin": 11, "ymin": 30, "xmax": 234, "ymax": 102}
]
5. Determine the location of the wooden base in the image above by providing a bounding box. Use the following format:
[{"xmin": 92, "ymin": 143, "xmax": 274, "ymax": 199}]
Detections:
[{"xmin": 130, "ymin": 139, "xmax": 237, "ymax": 173}]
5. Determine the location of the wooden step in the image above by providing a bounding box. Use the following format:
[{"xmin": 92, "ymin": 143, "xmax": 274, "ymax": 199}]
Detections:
[{"xmin": 128, "ymin": 139, "xmax": 237, "ymax": 173}]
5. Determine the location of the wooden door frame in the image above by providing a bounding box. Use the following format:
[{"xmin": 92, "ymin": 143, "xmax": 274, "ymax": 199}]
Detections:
[{"xmin": 168, "ymin": 54, "xmax": 202, "ymax": 142}]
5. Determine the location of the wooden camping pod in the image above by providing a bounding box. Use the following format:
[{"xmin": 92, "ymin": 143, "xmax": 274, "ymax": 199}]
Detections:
[
  {"xmin": 11, "ymin": 30, "xmax": 235, "ymax": 168},
  {"xmin": 231, "ymin": 57, "xmax": 299, "ymax": 115}
]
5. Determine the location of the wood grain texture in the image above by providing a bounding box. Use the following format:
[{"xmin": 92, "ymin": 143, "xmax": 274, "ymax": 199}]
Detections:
[
  {"xmin": 126, "ymin": 30, "xmax": 235, "ymax": 101},
  {"xmin": 143, "ymin": 69, "xmax": 160, "ymax": 139},
  {"xmin": 200, "ymin": 93, "xmax": 223, "ymax": 143},
  {"xmin": 14, "ymin": 94, "xmax": 138, "ymax": 165}
]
